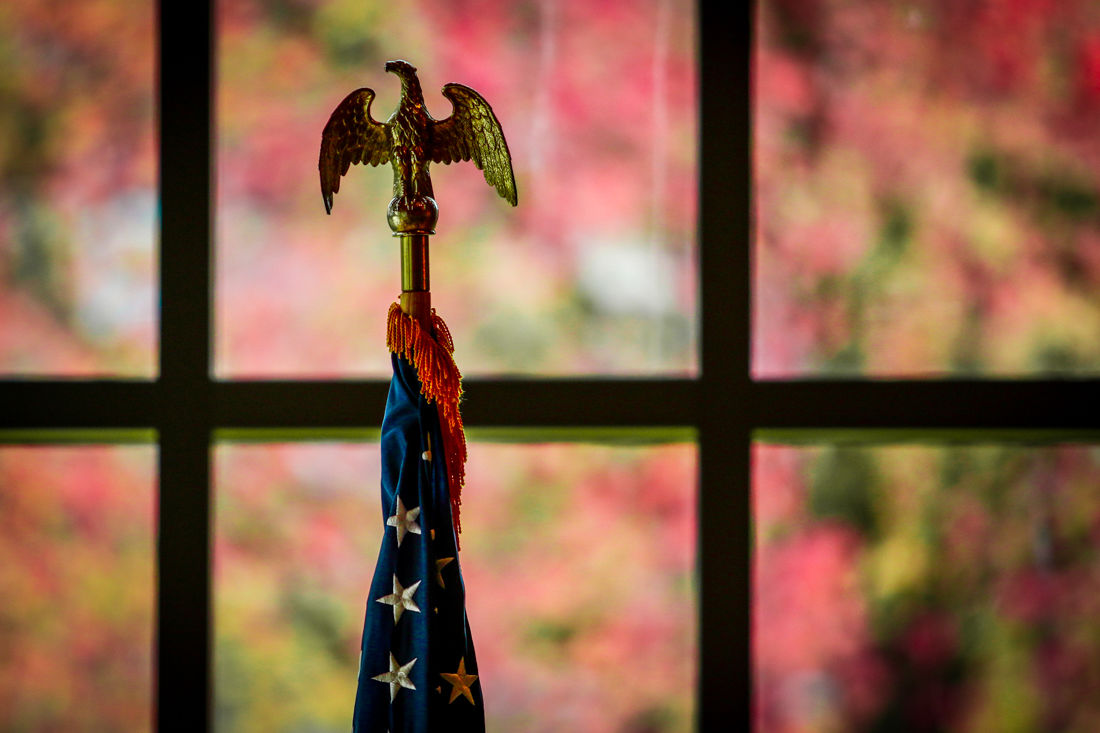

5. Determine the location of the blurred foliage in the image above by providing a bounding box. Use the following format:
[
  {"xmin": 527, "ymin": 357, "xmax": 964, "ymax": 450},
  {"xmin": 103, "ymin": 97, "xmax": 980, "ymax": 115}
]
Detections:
[
  {"xmin": 809, "ymin": 447, "xmax": 877, "ymax": 536},
  {"xmin": 755, "ymin": 0, "xmax": 1100, "ymax": 375},
  {"xmin": 215, "ymin": 0, "xmax": 697, "ymax": 377},
  {"xmin": 755, "ymin": 444, "xmax": 1100, "ymax": 733},
  {"xmin": 0, "ymin": 0, "xmax": 156, "ymax": 375},
  {"xmin": 0, "ymin": 447, "xmax": 155, "ymax": 731},
  {"xmin": 214, "ymin": 443, "xmax": 696, "ymax": 732}
]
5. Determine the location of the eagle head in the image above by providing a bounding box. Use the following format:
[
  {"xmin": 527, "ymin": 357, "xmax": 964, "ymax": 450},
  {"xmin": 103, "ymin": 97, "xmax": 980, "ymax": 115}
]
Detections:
[{"xmin": 385, "ymin": 60, "xmax": 417, "ymax": 79}]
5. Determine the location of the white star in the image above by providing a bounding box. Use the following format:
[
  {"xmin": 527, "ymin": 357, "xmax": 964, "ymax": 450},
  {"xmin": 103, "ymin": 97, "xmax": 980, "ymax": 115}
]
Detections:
[
  {"xmin": 375, "ymin": 575, "xmax": 422, "ymax": 624},
  {"xmin": 386, "ymin": 495, "xmax": 421, "ymax": 546},
  {"xmin": 372, "ymin": 652, "xmax": 417, "ymax": 702}
]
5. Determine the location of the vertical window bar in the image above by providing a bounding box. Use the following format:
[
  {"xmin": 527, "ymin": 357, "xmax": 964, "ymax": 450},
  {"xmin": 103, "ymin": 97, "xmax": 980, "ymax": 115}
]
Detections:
[
  {"xmin": 698, "ymin": 0, "xmax": 753, "ymax": 729},
  {"xmin": 158, "ymin": 0, "xmax": 214, "ymax": 729}
]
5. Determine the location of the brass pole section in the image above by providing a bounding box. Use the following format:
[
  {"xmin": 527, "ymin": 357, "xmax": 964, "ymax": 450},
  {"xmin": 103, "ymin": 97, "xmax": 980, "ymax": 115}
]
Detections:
[
  {"xmin": 400, "ymin": 234, "xmax": 430, "ymax": 292},
  {"xmin": 399, "ymin": 233, "xmax": 431, "ymax": 328},
  {"xmin": 385, "ymin": 193, "xmax": 438, "ymax": 327},
  {"xmin": 387, "ymin": 193, "xmax": 437, "ymax": 328}
]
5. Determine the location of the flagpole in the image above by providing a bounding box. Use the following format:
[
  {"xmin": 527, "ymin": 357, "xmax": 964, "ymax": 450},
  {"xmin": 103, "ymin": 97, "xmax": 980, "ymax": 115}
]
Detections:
[
  {"xmin": 389, "ymin": 194, "xmax": 438, "ymax": 329},
  {"xmin": 321, "ymin": 61, "xmax": 514, "ymax": 733}
]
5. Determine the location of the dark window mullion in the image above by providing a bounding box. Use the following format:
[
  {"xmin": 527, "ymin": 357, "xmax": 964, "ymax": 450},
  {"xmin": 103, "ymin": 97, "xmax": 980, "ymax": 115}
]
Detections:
[
  {"xmin": 158, "ymin": 0, "xmax": 214, "ymax": 729},
  {"xmin": 698, "ymin": 0, "xmax": 753, "ymax": 728}
]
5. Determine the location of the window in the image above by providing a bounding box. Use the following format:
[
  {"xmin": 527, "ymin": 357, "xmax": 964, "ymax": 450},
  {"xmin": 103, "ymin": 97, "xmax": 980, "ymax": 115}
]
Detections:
[
  {"xmin": 3, "ymin": 1, "xmax": 1096, "ymax": 732},
  {"xmin": 754, "ymin": 444, "xmax": 1100, "ymax": 730},
  {"xmin": 0, "ymin": 0, "xmax": 156, "ymax": 375},
  {"xmin": 0, "ymin": 445, "xmax": 156, "ymax": 729},
  {"xmin": 213, "ymin": 442, "xmax": 696, "ymax": 729}
]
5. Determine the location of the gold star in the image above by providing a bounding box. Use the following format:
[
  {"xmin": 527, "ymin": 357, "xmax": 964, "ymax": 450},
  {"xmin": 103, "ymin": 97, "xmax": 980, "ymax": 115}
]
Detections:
[
  {"xmin": 385, "ymin": 495, "xmax": 421, "ymax": 547},
  {"xmin": 375, "ymin": 575, "xmax": 421, "ymax": 624},
  {"xmin": 372, "ymin": 652, "xmax": 417, "ymax": 702},
  {"xmin": 440, "ymin": 657, "xmax": 478, "ymax": 705},
  {"xmin": 434, "ymin": 556, "xmax": 455, "ymax": 588}
]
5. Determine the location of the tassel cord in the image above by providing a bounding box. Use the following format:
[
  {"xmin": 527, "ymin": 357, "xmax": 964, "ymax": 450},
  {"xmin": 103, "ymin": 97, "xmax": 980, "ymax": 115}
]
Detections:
[{"xmin": 387, "ymin": 303, "xmax": 467, "ymax": 538}]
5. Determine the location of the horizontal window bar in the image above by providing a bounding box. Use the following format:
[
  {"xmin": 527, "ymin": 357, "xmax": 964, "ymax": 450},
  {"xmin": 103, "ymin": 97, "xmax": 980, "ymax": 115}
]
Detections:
[
  {"xmin": 210, "ymin": 379, "xmax": 700, "ymax": 428},
  {"xmin": 4, "ymin": 382, "xmax": 160, "ymax": 427},
  {"xmin": 465, "ymin": 426, "xmax": 696, "ymax": 444},
  {"xmin": 756, "ymin": 428, "xmax": 1100, "ymax": 445},
  {"xmin": 213, "ymin": 425, "xmax": 696, "ymax": 445},
  {"xmin": 3, "ymin": 425, "xmax": 1095, "ymax": 448},
  {"xmin": 213, "ymin": 427, "xmax": 381, "ymax": 443},
  {"xmin": 3, "ymin": 379, "xmax": 1097, "ymax": 430},
  {"xmin": 751, "ymin": 380, "xmax": 1100, "ymax": 430},
  {"xmin": 0, "ymin": 429, "xmax": 157, "ymax": 445}
]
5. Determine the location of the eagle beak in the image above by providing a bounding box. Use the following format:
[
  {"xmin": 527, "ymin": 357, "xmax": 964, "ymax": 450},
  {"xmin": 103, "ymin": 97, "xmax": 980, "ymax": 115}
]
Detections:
[{"xmin": 385, "ymin": 60, "xmax": 416, "ymax": 75}]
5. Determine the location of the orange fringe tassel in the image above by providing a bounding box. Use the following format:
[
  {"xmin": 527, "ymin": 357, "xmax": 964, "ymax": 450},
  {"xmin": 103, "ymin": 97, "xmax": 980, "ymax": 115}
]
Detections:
[{"xmin": 386, "ymin": 302, "xmax": 468, "ymax": 538}]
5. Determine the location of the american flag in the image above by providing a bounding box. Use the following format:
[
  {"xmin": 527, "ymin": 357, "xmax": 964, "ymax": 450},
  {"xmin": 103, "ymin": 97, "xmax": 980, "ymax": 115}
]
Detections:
[{"xmin": 353, "ymin": 308, "xmax": 483, "ymax": 733}]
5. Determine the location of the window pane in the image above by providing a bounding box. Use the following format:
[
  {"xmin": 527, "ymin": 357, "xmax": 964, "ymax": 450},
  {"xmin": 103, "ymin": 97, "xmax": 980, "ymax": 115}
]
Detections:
[
  {"xmin": 0, "ymin": 1, "xmax": 157, "ymax": 376},
  {"xmin": 754, "ymin": 1, "xmax": 1100, "ymax": 376},
  {"xmin": 754, "ymin": 443, "xmax": 1100, "ymax": 732},
  {"xmin": 0, "ymin": 445, "xmax": 155, "ymax": 730},
  {"xmin": 215, "ymin": 441, "xmax": 696, "ymax": 731},
  {"xmin": 216, "ymin": 0, "xmax": 697, "ymax": 377}
]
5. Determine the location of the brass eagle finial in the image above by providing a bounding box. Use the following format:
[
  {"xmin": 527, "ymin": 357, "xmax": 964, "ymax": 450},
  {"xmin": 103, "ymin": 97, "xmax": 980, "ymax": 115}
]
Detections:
[{"xmin": 319, "ymin": 59, "xmax": 518, "ymax": 226}]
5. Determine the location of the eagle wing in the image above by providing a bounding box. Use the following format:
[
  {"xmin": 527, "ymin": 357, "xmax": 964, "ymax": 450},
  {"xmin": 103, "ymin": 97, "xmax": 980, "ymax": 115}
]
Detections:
[
  {"xmin": 430, "ymin": 83, "xmax": 517, "ymax": 206},
  {"xmin": 319, "ymin": 88, "xmax": 390, "ymax": 214}
]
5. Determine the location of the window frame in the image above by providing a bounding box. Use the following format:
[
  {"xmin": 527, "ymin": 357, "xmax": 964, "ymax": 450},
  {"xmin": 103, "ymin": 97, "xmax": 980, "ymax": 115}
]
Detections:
[{"xmin": 3, "ymin": 1, "xmax": 1099, "ymax": 730}]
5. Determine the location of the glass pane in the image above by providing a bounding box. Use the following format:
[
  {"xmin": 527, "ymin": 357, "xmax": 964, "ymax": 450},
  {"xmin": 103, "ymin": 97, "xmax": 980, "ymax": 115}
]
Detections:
[
  {"xmin": 754, "ymin": 443, "xmax": 1100, "ymax": 732},
  {"xmin": 754, "ymin": 2, "xmax": 1100, "ymax": 376},
  {"xmin": 0, "ymin": 445, "xmax": 155, "ymax": 730},
  {"xmin": 0, "ymin": 1, "xmax": 157, "ymax": 376},
  {"xmin": 215, "ymin": 442, "xmax": 696, "ymax": 731},
  {"xmin": 216, "ymin": 0, "xmax": 697, "ymax": 377}
]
